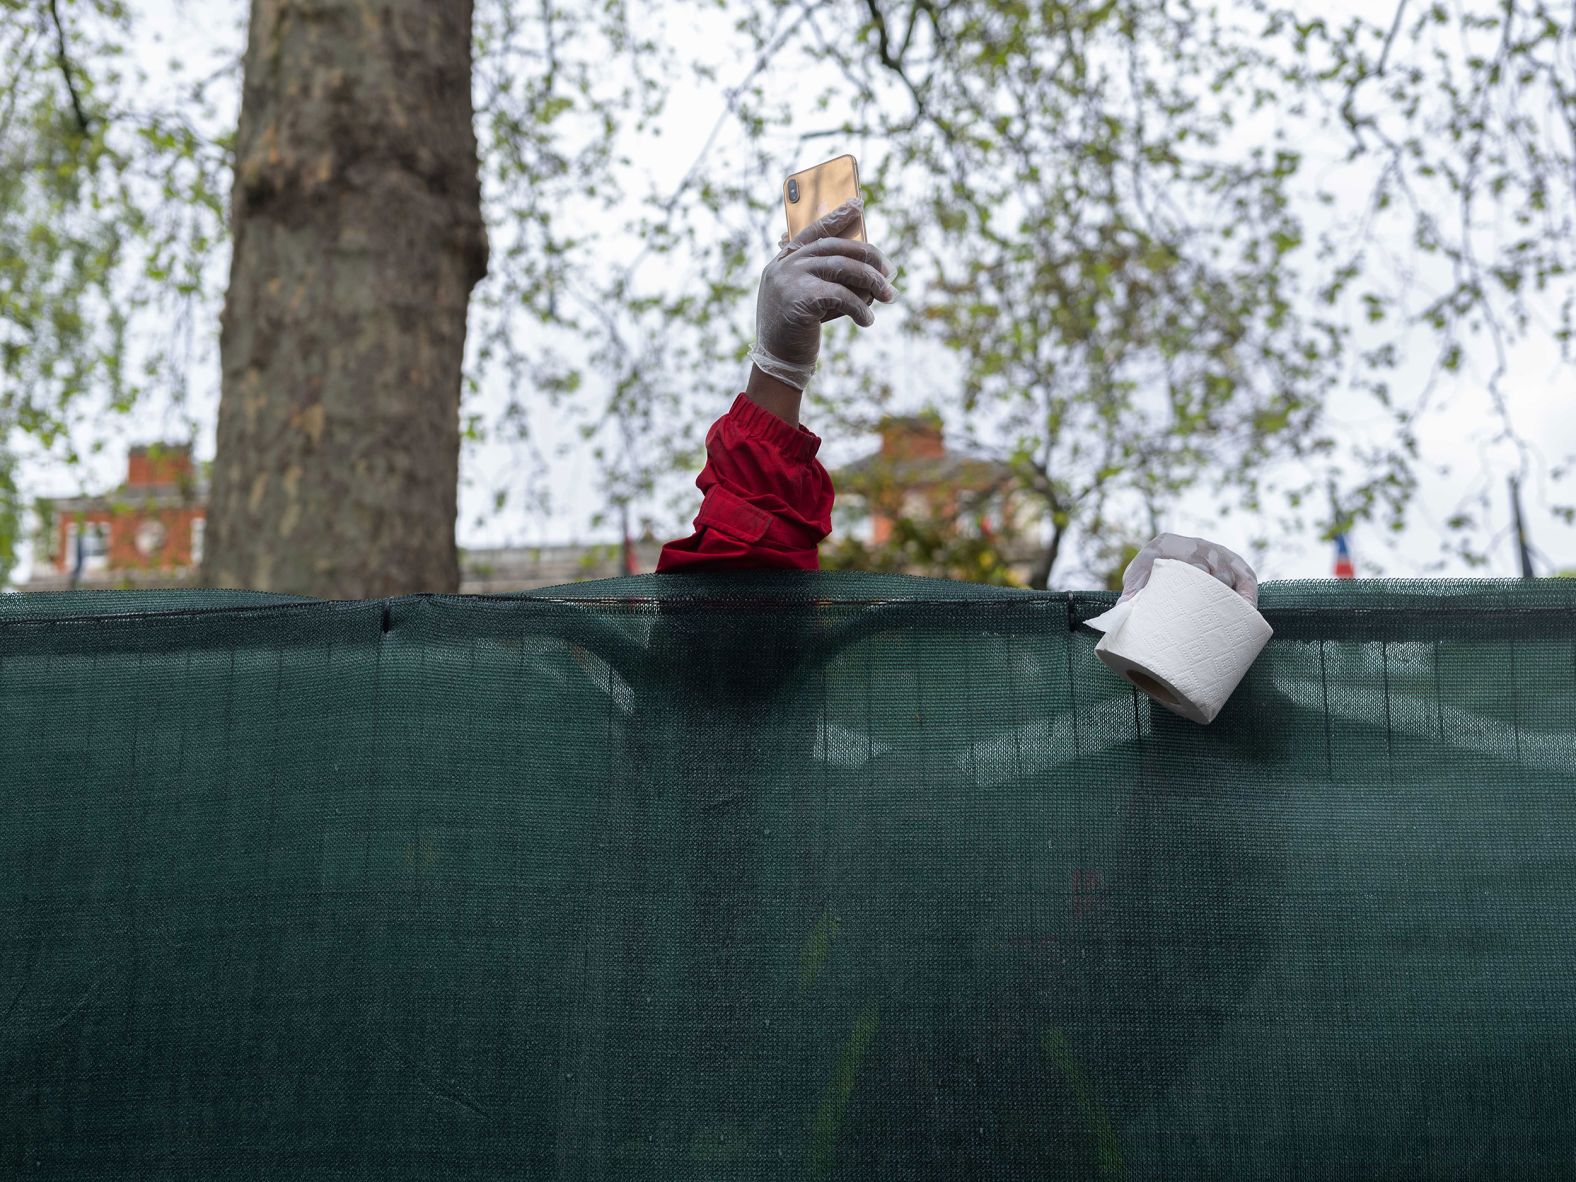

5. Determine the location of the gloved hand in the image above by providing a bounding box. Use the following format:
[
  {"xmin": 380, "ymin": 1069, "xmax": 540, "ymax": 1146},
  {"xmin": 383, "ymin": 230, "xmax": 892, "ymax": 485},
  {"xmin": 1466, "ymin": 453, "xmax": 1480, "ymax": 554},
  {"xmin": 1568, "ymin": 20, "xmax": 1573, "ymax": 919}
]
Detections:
[
  {"xmin": 1118, "ymin": 533, "xmax": 1259, "ymax": 607},
  {"xmin": 748, "ymin": 197, "xmax": 897, "ymax": 390}
]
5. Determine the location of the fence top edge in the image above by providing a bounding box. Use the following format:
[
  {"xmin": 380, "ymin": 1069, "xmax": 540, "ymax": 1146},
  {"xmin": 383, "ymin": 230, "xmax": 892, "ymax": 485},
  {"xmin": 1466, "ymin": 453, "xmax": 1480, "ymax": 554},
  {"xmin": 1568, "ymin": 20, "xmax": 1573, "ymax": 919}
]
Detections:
[{"xmin": 3, "ymin": 575, "xmax": 1574, "ymax": 629}]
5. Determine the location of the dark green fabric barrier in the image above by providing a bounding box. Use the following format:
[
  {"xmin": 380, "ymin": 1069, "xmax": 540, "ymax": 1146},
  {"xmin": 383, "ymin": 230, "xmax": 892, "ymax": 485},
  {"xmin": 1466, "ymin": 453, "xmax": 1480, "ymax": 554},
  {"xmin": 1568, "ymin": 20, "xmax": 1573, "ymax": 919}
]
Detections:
[{"xmin": 4, "ymin": 573, "xmax": 1576, "ymax": 1180}]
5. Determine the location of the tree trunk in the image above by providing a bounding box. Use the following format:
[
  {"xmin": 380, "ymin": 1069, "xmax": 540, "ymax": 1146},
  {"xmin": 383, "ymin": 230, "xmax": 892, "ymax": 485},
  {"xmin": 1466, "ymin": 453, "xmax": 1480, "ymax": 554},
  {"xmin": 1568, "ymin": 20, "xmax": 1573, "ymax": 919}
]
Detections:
[
  {"xmin": 204, "ymin": 0, "xmax": 487, "ymax": 597},
  {"xmin": 1028, "ymin": 524, "xmax": 1064, "ymax": 591}
]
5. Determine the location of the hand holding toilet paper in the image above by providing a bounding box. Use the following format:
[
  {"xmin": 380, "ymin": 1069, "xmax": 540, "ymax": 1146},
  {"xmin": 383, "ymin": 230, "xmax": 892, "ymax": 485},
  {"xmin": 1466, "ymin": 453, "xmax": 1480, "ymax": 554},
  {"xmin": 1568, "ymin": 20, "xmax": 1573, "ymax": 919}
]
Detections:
[
  {"xmin": 1115, "ymin": 532, "xmax": 1260, "ymax": 607},
  {"xmin": 1086, "ymin": 535, "xmax": 1271, "ymax": 725}
]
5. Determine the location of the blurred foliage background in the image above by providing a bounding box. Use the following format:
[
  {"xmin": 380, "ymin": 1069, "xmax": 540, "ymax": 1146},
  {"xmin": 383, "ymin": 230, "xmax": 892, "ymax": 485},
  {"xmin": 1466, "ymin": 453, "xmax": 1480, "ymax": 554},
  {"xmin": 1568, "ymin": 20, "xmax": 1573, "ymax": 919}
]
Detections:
[{"xmin": 1, "ymin": 0, "xmax": 1573, "ymax": 591}]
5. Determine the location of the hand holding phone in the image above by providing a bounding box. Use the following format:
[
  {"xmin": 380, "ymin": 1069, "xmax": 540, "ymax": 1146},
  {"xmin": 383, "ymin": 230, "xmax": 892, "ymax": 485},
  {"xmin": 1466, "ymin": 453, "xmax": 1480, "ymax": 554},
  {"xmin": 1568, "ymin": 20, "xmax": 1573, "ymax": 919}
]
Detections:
[
  {"xmin": 784, "ymin": 154, "xmax": 865, "ymax": 243},
  {"xmin": 750, "ymin": 194, "xmax": 895, "ymax": 391}
]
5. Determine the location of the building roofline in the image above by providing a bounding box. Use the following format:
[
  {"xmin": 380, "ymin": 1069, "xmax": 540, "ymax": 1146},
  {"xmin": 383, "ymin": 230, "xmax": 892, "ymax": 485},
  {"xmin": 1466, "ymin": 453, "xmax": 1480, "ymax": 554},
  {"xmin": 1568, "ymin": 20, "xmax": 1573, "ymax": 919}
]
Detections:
[
  {"xmin": 834, "ymin": 452, "xmax": 1011, "ymax": 490},
  {"xmin": 41, "ymin": 488, "xmax": 210, "ymax": 513}
]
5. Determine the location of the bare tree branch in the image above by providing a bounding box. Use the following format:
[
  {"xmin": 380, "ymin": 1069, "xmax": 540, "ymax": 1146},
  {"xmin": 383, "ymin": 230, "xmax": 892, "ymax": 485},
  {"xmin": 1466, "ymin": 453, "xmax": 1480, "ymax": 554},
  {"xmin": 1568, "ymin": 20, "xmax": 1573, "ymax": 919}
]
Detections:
[
  {"xmin": 857, "ymin": 0, "xmax": 937, "ymax": 131},
  {"xmin": 47, "ymin": 0, "xmax": 90, "ymax": 134},
  {"xmin": 1376, "ymin": 0, "xmax": 1410, "ymax": 74}
]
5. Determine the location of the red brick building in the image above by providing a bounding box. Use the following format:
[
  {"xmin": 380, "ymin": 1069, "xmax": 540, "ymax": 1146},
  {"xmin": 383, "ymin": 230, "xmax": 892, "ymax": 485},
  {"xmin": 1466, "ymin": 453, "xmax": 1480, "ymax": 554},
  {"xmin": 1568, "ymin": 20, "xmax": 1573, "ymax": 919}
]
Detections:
[
  {"xmin": 831, "ymin": 415, "xmax": 1039, "ymax": 583},
  {"xmin": 21, "ymin": 443, "xmax": 657, "ymax": 592},
  {"xmin": 836, "ymin": 415, "xmax": 1018, "ymax": 543},
  {"xmin": 26, "ymin": 444, "xmax": 207, "ymax": 590}
]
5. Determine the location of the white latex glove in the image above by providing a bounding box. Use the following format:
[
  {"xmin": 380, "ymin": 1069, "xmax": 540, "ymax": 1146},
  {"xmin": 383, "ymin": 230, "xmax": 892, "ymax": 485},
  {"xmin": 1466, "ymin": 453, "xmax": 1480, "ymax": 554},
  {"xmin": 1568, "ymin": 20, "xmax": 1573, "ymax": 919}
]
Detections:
[
  {"xmin": 1118, "ymin": 533, "xmax": 1259, "ymax": 607},
  {"xmin": 748, "ymin": 197, "xmax": 897, "ymax": 390}
]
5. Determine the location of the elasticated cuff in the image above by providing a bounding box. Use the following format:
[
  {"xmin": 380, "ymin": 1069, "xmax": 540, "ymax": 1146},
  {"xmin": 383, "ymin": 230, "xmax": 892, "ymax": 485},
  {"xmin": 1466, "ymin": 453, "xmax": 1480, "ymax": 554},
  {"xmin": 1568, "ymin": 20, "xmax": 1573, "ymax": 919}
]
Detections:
[
  {"xmin": 747, "ymin": 345, "xmax": 816, "ymax": 392},
  {"xmin": 727, "ymin": 394, "xmax": 823, "ymax": 463}
]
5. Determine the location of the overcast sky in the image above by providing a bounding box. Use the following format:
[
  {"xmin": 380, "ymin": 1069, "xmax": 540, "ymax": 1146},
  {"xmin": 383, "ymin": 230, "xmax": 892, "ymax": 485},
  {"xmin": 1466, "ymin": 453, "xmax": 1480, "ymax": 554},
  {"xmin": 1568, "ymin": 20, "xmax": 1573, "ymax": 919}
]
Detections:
[{"xmin": 12, "ymin": 0, "xmax": 1574, "ymax": 587}]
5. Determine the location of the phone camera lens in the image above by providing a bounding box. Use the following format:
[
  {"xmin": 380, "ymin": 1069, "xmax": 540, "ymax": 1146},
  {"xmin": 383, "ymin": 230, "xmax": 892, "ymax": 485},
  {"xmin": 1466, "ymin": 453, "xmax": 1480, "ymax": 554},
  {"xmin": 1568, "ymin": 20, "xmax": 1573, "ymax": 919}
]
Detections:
[{"xmin": 787, "ymin": 180, "xmax": 799, "ymax": 203}]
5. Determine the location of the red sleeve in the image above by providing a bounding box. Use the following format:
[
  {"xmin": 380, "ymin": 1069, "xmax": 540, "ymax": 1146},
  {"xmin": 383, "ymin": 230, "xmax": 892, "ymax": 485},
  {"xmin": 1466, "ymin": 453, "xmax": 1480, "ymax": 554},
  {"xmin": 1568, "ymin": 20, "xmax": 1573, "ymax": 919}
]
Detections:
[{"xmin": 656, "ymin": 393, "xmax": 833, "ymax": 572}]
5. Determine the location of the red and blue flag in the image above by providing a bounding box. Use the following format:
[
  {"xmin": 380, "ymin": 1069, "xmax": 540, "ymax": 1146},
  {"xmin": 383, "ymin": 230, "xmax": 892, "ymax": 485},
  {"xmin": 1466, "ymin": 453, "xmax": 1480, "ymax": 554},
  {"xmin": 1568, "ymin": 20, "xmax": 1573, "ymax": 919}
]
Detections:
[{"xmin": 1333, "ymin": 533, "xmax": 1355, "ymax": 579}]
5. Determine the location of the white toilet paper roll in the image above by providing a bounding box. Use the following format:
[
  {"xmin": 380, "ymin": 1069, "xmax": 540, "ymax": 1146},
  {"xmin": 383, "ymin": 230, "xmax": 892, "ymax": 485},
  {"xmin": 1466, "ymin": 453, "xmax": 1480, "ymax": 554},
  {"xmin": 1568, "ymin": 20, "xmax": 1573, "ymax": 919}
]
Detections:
[{"xmin": 1084, "ymin": 558, "xmax": 1272, "ymax": 725}]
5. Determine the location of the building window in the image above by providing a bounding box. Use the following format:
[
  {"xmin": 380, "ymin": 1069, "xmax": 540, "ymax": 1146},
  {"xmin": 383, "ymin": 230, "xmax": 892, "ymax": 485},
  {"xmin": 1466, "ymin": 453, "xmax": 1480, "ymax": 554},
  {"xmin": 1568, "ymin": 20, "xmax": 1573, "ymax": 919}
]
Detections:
[
  {"xmin": 190, "ymin": 517, "xmax": 204, "ymax": 565},
  {"xmin": 831, "ymin": 503, "xmax": 875, "ymax": 544},
  {"xmin": 135, "ymin": 519, "xmax": 167, "ymax": 559},
  {"xmin": 63, "ymin": 522, "xmax": 109, "ymax": 575}
]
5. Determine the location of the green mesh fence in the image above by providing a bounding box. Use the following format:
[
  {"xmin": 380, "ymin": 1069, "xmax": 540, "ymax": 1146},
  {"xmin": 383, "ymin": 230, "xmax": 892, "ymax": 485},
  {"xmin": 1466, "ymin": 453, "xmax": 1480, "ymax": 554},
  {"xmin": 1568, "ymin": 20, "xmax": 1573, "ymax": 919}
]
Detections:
[{"xmin": 4, "ymin": 572, "xmax": 1576, "ymax": 1180}]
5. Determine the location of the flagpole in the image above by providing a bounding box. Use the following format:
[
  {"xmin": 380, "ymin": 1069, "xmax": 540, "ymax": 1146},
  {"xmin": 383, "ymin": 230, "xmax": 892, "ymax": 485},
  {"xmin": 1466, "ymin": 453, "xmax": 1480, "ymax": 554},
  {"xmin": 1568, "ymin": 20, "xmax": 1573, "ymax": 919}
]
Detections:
[
  {"xmin": 1510, "ymin": 476, "xmax": 1535, "ymax": 578},
  {"xmin": 621, "ymin": 502, "xmax": 636, "ymax": 577},
  {"xmin": 1329, "ymin": 482, "xmax": 1355, "ymax": 579}
]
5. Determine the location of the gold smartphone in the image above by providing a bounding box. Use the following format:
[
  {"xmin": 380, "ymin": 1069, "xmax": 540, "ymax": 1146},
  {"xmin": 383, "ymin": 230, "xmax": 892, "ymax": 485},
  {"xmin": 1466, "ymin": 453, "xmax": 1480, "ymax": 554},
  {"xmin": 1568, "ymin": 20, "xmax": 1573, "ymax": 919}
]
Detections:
[{"xmin": 784, "ymin": 154, "xmax": 865, "ymax": 243}]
